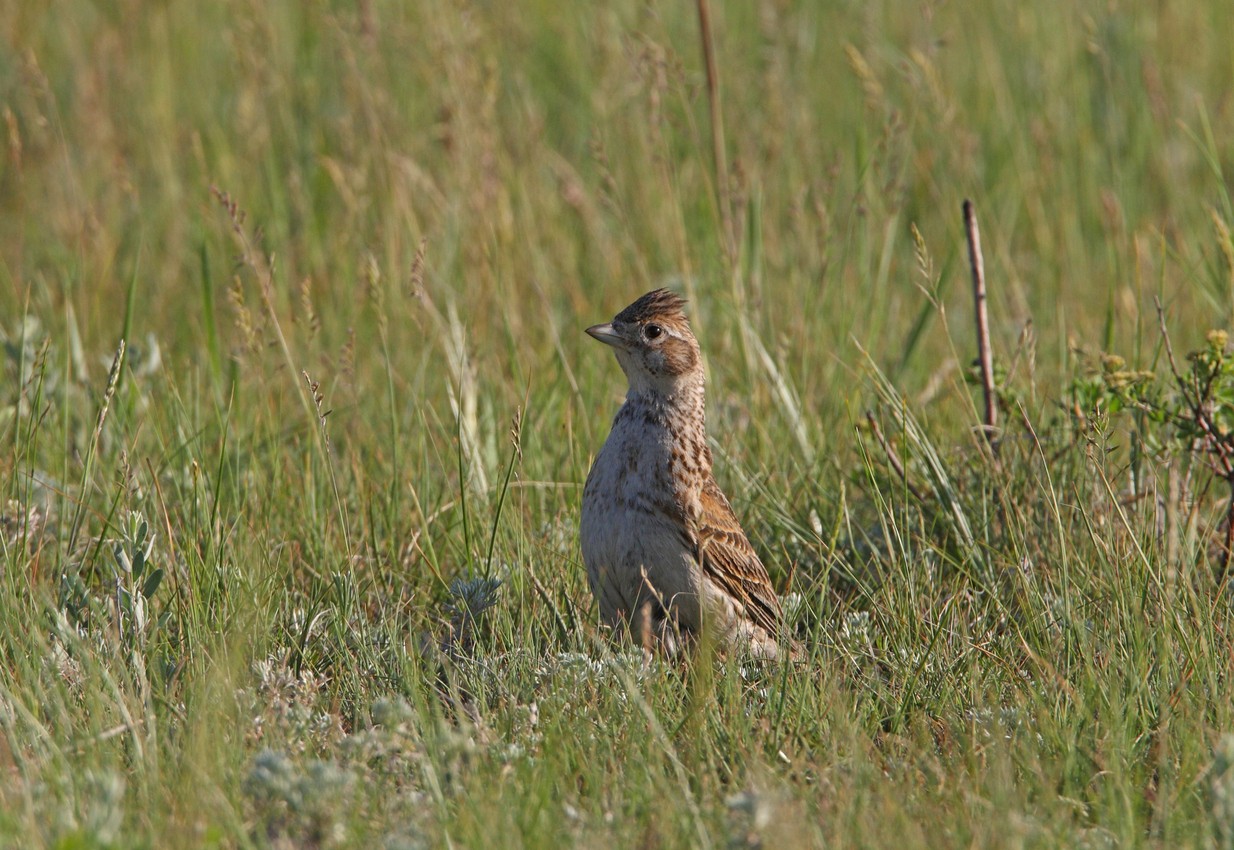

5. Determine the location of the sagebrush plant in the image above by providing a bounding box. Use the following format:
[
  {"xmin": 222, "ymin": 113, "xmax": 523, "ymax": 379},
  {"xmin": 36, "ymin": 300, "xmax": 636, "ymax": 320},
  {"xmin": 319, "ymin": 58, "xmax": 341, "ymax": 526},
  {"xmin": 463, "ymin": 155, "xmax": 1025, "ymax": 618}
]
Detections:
[{"xmin": 2, "ymin": 0, "xmax": 1234, "ymax": 847}]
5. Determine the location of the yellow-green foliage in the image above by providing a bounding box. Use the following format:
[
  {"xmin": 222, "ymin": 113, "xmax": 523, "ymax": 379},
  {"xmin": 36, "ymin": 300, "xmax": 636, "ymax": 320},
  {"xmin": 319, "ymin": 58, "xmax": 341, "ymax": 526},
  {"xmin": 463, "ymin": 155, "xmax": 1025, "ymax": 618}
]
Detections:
[{"xmin": 2, "ymin": 1, "xmax": 1234, "ymax": 847}]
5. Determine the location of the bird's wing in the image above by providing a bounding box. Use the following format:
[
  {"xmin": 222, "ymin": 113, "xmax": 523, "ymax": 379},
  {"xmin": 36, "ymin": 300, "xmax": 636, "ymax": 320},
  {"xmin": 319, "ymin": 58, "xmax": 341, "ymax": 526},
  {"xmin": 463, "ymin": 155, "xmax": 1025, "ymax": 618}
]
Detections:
[{"xmin": 692, "ymin": 474, "xmax": 784, "ymax": 637}]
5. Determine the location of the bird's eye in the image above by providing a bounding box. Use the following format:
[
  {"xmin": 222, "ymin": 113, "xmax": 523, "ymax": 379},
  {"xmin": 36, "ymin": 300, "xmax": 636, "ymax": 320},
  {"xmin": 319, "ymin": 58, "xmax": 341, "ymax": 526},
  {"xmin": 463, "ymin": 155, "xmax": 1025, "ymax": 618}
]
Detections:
[{"xmin": 645, "ymin": 324, "xmax": 663, "ymax": 340}]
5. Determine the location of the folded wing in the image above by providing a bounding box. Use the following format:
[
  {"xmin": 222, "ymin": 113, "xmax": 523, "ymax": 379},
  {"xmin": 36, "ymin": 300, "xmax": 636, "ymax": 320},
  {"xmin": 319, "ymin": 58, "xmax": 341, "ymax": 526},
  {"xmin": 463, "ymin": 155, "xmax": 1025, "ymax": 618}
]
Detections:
[{"xmin": 693, "ymin": 475, "xmax": 784, "ymax": 638}]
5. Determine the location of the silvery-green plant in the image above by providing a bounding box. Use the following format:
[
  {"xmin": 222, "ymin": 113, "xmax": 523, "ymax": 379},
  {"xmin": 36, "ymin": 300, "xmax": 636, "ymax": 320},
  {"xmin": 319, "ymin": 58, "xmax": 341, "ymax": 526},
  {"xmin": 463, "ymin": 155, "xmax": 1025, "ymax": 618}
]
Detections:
[
  {"xmin": 245, "ymin": 750, "xmax": 355, "ymax": 848},
  {"xmin": 443, "ymin": 575, "xmax": 502, "ymax": 655},
  {"xmin": 109, "ymin": 511, "xmax": 166, "ymax": 651}
]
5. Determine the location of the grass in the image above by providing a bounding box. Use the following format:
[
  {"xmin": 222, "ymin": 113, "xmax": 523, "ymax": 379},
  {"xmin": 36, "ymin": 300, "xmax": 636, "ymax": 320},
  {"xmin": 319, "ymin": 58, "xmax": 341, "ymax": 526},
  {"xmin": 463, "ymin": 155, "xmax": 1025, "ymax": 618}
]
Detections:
[{"xmin": 2, "ymin": 0, "xmax": 1234, "ymax": 846}]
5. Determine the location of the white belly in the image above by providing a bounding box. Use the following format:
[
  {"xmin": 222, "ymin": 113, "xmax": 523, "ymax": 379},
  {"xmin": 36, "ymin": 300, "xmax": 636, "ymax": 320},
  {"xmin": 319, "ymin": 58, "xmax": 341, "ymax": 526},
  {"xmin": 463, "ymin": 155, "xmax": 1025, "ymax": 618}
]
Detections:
[{"xmin": 579, "ymin": 421, "xmax": 702, "ymax": 631}]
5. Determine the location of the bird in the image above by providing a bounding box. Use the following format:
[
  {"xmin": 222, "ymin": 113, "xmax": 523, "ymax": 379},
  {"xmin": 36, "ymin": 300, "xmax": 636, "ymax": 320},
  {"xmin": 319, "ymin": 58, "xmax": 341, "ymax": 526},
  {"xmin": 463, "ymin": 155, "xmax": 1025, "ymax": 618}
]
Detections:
[{"xmin": 579, "ymin": 288, "xmax": 796, "ymax": 660}]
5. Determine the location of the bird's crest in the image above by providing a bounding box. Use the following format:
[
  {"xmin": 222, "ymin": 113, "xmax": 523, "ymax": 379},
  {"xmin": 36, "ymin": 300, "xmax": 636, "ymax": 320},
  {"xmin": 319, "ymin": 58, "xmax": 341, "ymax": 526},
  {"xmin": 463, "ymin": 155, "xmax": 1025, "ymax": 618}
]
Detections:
[{"xmin": 614, "ymin": 289, "xmax": 688, "ymax": 325}]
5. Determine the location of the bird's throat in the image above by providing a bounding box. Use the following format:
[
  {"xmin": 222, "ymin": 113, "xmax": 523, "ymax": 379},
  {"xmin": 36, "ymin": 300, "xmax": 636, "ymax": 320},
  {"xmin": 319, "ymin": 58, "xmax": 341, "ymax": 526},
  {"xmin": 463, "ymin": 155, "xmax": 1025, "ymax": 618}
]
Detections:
[{"xmin": 619, "ymin": 375, "xmax": 710, "ymax": 474}]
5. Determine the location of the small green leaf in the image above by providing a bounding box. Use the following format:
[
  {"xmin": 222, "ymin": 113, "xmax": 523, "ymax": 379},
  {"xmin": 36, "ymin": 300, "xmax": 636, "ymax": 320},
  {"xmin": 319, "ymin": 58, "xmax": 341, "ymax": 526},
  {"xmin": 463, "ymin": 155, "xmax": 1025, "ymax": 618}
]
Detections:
[
  {"xmin": 142, "ymin": 568, "xmax": 164, "ymax": 600},
  {"xmin": 113, "ymin": 543, "xmax": 131, "ymax": 575}
]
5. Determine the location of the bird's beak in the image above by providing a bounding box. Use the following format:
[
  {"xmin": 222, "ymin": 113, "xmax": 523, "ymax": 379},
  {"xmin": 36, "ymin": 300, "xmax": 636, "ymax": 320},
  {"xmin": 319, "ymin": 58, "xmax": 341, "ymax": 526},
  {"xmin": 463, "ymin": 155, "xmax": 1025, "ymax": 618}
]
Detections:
[{"xmin": 586, "ymin": 323, "xmax": 625, "ymax": 349}]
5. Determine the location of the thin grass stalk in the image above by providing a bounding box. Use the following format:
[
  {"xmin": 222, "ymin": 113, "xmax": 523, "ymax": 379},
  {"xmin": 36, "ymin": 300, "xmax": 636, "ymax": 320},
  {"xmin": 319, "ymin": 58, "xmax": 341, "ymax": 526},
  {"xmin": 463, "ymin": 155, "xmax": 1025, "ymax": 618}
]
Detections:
[
  {"xmin": 67, "ymin": 339, "xmax": 125, "ymax": 556},
  {"xmin": 695, "ymin": 0, "xmax": 734, "ymax": 261}
]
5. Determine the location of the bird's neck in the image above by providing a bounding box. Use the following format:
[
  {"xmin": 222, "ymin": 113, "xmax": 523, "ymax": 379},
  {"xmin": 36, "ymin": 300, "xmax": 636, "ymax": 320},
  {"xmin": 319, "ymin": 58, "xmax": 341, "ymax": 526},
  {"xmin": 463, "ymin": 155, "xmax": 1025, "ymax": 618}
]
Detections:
[
  {"xmin": 623, "ymin": 371, "xmax": 709, "ymax": 456},
  {"xmin": 626, "ymin": 368, "xmax": 704, "ymax": 412}
]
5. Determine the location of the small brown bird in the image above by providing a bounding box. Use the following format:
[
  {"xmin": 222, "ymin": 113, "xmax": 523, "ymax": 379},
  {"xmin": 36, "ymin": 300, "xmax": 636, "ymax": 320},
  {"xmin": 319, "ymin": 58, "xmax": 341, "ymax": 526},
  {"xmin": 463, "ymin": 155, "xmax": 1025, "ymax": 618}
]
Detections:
[{"xmin": 580, "ymin": 289, "xmax": 794, "ymax": 659}]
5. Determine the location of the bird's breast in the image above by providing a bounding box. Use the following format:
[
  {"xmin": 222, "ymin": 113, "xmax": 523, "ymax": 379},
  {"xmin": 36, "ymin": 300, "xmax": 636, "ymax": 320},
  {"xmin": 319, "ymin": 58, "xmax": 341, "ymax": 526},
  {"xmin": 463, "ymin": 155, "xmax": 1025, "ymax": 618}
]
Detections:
[{"xmin": 580, "ymin": 416, "xmax": 699, "ymax": 583}]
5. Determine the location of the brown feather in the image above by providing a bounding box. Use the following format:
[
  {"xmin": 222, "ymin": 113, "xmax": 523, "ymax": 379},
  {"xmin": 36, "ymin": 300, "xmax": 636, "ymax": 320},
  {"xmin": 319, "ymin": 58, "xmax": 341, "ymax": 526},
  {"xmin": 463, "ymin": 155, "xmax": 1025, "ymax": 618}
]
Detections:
[
  {"xmin": 581, "ymin": 289, "xmax": 797, "ymax": 660},
  {"xmin": 693, "ymin": 475, "xmax": 784, "ymax": 637},
  {"xmin": 614, "ymin": 288, "xmax": 688, "ymax": 325}
]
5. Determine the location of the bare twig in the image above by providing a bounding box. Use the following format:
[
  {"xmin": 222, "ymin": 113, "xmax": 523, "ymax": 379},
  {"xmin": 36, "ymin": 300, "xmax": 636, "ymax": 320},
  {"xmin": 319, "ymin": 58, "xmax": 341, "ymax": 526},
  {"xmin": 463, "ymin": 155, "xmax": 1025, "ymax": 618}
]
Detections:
[
  {"xmin": 865, "ymin": 411, "xmax": 927, "ymax": 502},
  {"xmin": 1154, "ymin": 297, "xmax": 1183, "ymax": 381},
  {"xmin": 963, "ymin": 200, "xmax": 998, "ymax": 445}
]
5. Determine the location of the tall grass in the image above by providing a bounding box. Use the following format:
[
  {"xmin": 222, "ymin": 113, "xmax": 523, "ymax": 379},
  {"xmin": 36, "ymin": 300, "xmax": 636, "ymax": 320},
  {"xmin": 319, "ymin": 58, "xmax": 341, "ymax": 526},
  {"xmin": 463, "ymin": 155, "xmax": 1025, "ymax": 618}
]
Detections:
[{"xmin": 2, "ymin": 0, "xmax": 1234, "ymax": 846}]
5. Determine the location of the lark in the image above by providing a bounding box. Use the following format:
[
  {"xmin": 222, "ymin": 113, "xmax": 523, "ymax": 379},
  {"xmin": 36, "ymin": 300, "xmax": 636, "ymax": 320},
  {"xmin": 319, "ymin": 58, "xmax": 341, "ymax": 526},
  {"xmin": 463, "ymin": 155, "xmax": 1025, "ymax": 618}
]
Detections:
[{"xmin": 580, "ymin": 289, "xmax": 795, "ymax": 660}]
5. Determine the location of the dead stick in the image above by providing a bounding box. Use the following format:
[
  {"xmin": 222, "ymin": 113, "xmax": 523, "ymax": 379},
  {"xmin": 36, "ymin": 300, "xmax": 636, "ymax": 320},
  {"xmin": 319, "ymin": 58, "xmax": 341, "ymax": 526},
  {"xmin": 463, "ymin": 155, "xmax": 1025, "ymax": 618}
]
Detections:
[{"xmin": 964, "ymin": 199, "xmax": 998, "ymax": 444}]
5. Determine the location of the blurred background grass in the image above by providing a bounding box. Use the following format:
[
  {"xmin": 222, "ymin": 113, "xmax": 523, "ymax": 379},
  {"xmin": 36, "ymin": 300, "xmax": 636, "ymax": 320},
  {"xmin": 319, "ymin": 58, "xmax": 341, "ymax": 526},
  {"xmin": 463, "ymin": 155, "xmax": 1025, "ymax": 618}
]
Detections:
[{"xmin": 3, "ymin": 0, "xmax": 1234, "ymax": 847}]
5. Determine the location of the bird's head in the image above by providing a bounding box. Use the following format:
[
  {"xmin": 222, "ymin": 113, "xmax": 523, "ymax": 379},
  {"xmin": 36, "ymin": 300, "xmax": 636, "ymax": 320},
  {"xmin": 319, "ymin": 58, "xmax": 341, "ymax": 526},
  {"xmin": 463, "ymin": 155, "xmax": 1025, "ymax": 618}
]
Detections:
[{"xmin": 586, "ymin": 289, "xmax": 702, "ymax": 396}]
